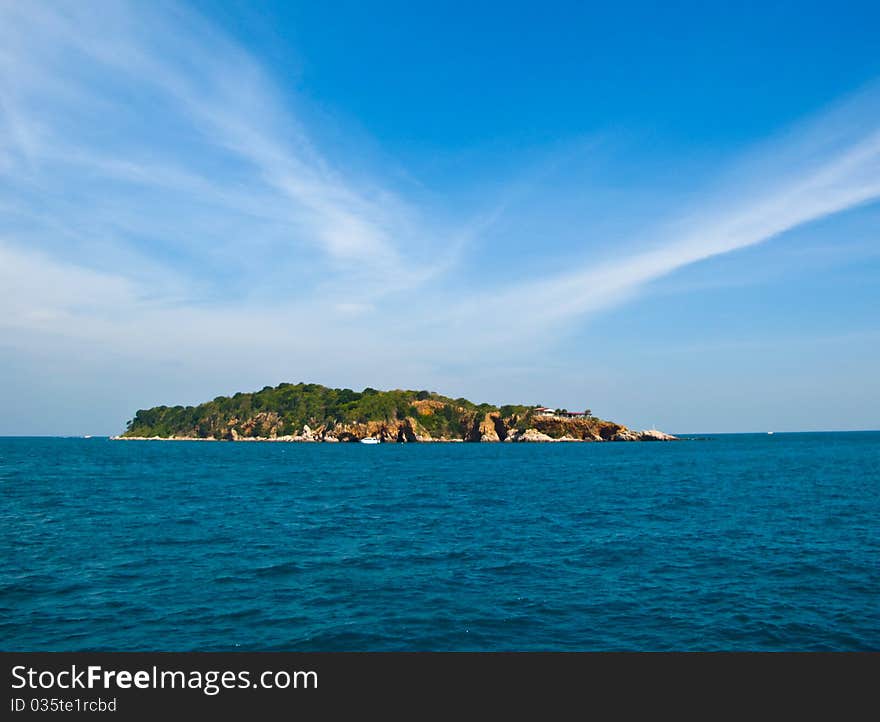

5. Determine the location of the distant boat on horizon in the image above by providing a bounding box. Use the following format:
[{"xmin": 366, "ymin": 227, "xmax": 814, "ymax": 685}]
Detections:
[
  {"xmin": 767, "ymin": 431, "xmax": 775, "ymax": 435},
  {"xmin": 360, "ymin": 437, "xmax": 380, "ymax": 444}
]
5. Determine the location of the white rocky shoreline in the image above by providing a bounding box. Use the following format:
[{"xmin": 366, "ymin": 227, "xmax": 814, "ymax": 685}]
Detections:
[{"xmin": 110, "ymin": 427, "xmax": 677, "ymax": 443}]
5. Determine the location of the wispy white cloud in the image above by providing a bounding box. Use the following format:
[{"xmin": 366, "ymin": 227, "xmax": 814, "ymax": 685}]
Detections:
[
  {"xmin": 434, "ymin": 92, "xmax": 880, "ymax": 345},
  {"xmin": 0, "ymin": 0, "xmax": 442, "ymax": 292}
]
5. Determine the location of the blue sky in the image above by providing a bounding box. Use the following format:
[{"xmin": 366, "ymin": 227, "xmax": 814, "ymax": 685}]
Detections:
[{"xmin": 1, "ymin": 0, "xmax": 879, "ymax": 434}]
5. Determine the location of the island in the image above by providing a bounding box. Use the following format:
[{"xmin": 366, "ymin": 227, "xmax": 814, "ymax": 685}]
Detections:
[{"xmin": 113, "ymin": 382, "xmax": 676, "ymax": 443}]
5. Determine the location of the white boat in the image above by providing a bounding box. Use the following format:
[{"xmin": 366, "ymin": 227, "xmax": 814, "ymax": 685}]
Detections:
[
  {"xmin": 360, "ymin": 437, "xmax": 380, "ymax": 444},
  {"xmin": 767, "ymin": 431, "xmax": 774, "ymax": 435}
]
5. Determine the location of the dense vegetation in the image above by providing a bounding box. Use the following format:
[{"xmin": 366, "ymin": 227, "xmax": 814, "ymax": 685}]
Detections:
[{"xmin": 123, "ymin": 382, "xmax": 539, "ymax": 439}]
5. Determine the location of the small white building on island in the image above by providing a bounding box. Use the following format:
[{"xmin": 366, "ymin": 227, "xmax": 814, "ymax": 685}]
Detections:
[{"xmin": 532, "ymin": 407, "xmax": 593, "ymax": 418}]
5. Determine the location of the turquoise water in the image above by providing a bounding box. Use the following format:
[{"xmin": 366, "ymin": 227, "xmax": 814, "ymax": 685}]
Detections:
[{"xmin": 1, "ymin": 433, "xmax": 878, "ymax": 651}]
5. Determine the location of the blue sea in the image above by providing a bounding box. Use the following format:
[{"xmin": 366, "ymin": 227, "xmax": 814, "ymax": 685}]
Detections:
[{"xmin": 2, "ymin": 433, "xmax": 878, "ymax": 651}]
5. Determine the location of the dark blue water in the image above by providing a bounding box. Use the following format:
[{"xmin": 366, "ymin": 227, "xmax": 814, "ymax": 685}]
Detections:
[{"xmin": 2, "ymin": 433, "xmax": 878, "ymax": 651}]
